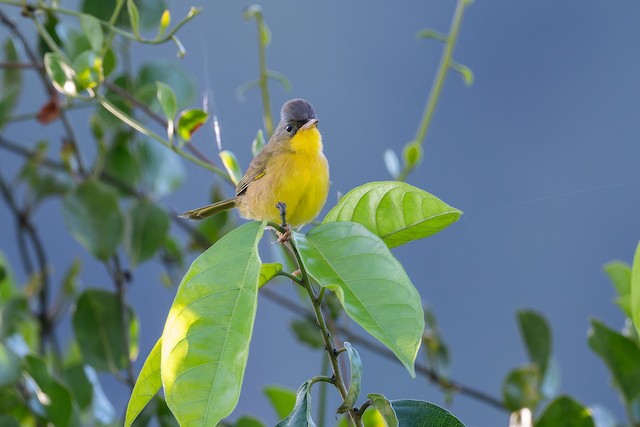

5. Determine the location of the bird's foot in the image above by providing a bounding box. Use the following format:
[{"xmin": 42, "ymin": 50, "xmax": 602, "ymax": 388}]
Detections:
[{"xmin": 276, "ymin": 226, "xmax": 292, "ymax": 244}]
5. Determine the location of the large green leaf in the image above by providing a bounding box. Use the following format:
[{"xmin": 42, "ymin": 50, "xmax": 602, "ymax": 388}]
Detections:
[
  {"xmin": 337, "ymin": 342, "xmax": 362, "ymax": 414},
  {"xmin": 125, "ymin": 338, "xmax": 162, "ymax": 427},
  {"xmin": 0, "ymin": 342, "xmax": 20, "ymax": 386},
  {"xmin": 391, "ymin": 400, "xmax": 465, "ymax": 427},
  {"xmin": 275, "ymin": 381, "xmax": 315, "ymax": 427},
  {"xmin": 537, "ymin": 396, "xmax": 595, "ymax": 427},
  {"xmin": 516, "ymin": 310, "xmax": 551, "ymax": 376},
  {"xmin": 293, "ymin": 222, "xmax": 424, "ymax": 376},
  {"xmin": 323, "ymin": 181, "xmax": 461, "ymax": 248},
  {"xmin": 588, "ymin": 319, "xmax": 640, "ymax": 403},
  {"xmin": 264, "ymin": 385, "xmax": 297, "ymax": 420},
  {"xmin": 62, "ymin": 180, "xmax": 124, "ymax": 260},
  {"xmin": 161, "ymin": 221, "xmax": 265, "ymax": 426},
  {"xmin": 72, "ymin": 289, "xmax": 136, "ymax": 372},
  {"xmin": 23, "ymin": 355, "xmax": 73, "ymax": 427},
  {"xmin": 125, "ymin": 199, "xmax": 170, "ymax": 265},
  {"xmin": 631, "ymin": 241, "xmax": 640, "ymax": 336}
]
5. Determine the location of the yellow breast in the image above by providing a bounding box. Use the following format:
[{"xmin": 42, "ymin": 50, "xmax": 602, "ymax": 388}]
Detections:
[{"xmin": 239, "ymin": 127, "xmax": 330, "ymax": 227}]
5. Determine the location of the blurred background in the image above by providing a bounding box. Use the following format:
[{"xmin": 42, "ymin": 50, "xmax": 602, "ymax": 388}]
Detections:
[{"xmin": 1, "ymin": 1, "xmax": 639, "ymax": 425}]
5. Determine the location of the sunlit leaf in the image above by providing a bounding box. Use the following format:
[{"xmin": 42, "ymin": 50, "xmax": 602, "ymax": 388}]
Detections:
[
  {"xmin": 264, "ymin": 385, "xmax": 297, "ymax": 421},
  {"xmin": 125, "ymin": 338, "xmax": 162, "ymax": 427},
  {"xmin": 125, "ymin": 199, "xmax": 170, "ymax": 266},
  {"xmin": 537, "ymin": 396, "xmax": 595, "ymax": 427},
  {"xmin": 402, "ymin": 141, "xmax": 423, "ymax": 170},
  {"xmin": 323, "ymin": 181, "xmax": 461, "ymax": 248},
  {"xmin": 275, "ymin": 381, "xmax": 315, "ymax": 427},
  {"xmin": 62, "ymin": 180, "xmax": 124, "ymax": 260},
  {"xmin": 44, "ymin": 52, "xmax": 77, "ymax": 96},
  {"xmin": 367, "ymin": 394, "xmax": 398, "ymax": 427},
  {"xmin": 235, "ymin": 416, "xmax": 267, "ymax": 427},
  {"xmin": 220, "ymin": 150, "xmax": 243, "ymax": 185},
  {"xmin": 72, "ymin": 289, "xmax": 136, "ymax": 372},
  {"xmin": 293, "ymin": 223, "xmax": 424, "ymax": 376},
  {"xmin": 176, "ymin": 109, "xmax": 208, "ymax": 142},
  {"xmin": 337, "ymin": 342, "xmax": 362, "ymax": 414},
  {"xmin": 450, "ymin": 61, "xmax": 474, "ymax": 86},
  {"xmin": 258, "ymin": 263, "xmax": 282, "ymax": 288},
  {"xmin": 391, "ymin": 400, "xmax": 465, "ymax": 427},
  {"xmin": 588, "ymin": 319, "xmax": 640, "ymax": 403},
  {"xmin": 162, "ymin": 222, "xmax": 265, "ymax": 426}
]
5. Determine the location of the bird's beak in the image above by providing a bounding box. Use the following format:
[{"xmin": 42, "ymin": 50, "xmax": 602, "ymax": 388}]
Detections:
[{"xmin": 301, "ymin": 118, "xmax": 319, "ymax": 131}]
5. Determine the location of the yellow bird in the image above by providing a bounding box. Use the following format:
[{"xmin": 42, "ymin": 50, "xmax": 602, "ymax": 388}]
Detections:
[{"xmin": 179, "ymin": 99, "xmax": 330, "ymax": 233}]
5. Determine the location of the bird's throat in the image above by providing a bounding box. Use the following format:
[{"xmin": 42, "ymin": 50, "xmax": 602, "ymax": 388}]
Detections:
[{"xmin": 290, "ymin": 127, "xmax": 323, "ymax": 154}]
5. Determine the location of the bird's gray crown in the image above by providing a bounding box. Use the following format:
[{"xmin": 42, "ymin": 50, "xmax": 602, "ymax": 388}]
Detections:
[{"xmin": 281, "ymin": 99, "xmax": 316, "ymax": 123}]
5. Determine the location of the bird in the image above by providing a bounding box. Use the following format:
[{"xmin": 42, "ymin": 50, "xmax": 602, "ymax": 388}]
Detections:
[{"xmin": 179, "ymin": 98, "xmax": 330, "ymax": 239}]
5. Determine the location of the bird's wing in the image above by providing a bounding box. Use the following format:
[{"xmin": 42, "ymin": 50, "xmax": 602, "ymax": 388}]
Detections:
[{"xmin": 235, "ymin": 148, "xmax": 272, "ymax": 196}]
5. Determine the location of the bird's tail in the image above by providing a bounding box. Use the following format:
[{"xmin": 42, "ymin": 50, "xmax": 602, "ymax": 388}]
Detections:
[{"xmin": 178, "ymin": 198, "xmax": 237, "ymax": 220}]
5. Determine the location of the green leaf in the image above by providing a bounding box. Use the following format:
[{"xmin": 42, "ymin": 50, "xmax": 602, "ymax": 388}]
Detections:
[
  {"xmin": 61, "ymin": 259, "xmax": 81, "ymax": 296},
  {"xmin": 502, "ymin": 365, "xmax": 541, "ymax": 411},
  {"xmin": 82, "ymin": 0, "xmax": 166, "ymax": 31},
  {"xmin": 137, "ymin": 138, "xmax": 185, "ymax": 197},
  {"xmin": 125, "ymin": 338, "xmax": 162, "ymax": 427},
  {"xmin": 391, "ymin": 400, "xmax": 465, "ymax": 427},
  {"xmin": 161, "ymin": 221, "xmax": 265, "ymax": 426},
  {"xmin": 537, "ymin": 396, "xmax": 595, "ymax": 427},
  {"xmin": 0, "ymin": 38, "xmax": 22, "ymax": 129},
  {"xmin": 402, "ymin": 141, "xmax": 423, "ymax": 170},
  {"xmin": 323, "ymin": 181, "xmax": 461, "ymax": 248},
  {"xmin": 23, "ymin": 355, "xmax": 73, "ymax": 427},
  {"xmin": 293, "ymin": 222, "xmax": 424, "ymax": 376},
  {"xmin": 367, "ymin": 394, "xmax": 398, "ymax": 427},
  {"xmin": 631, "ymin": 241, "xmax": 640, "ymax": 336},
  {"xmin": 383, "ymin": 149, "xmax": 400, "ymax": 179},
  {"xmin": 127, "ymin": 0, "xmax": 141, "ymax": 36},
  {"xmin": 415, "ymin": 29, "xmax": 448, "ymax": 42},
  {"xmin": 44, "ymin": 52, "xmax": 77, "ymax": 96},
  {"xmin": 258, "ymin": 263, "xmax": 282, "ymax": 288},
  {"xmin": 450, "ymin": 61, "xmax": 474, "ymax": 86},
  {"xmin": 137, "ymin": 62, "xmax": 195, "ymax": 109},
  {"xmin": 290, "ymin": 318, "xmax": 324, "ymax": 349},
  {"xmin": 104, "ymin": 132, "xmax": 139, "ymax": 193},
  {"xmin": 62, "ymin": 180, "xmax": 124, "ymax": 260},
  {"xmin": 252, "ymin": 129, "xmax": 266, "ymax": 156},
  {"xmin": 264, "ymin": 385, "xmax": 297, "ymax": 420},
  {"xmin": 517, "ymin": 310, "xmax": 551, "ymax": 376},
  {"xmin": 604, "ymin": 260, "xmax": 631, "ymax": 297},
  {"xmin": 73, "ymin": 50, "xmax": 103, "ymax": 91},
  {"xmin": 235, "ymin": 416, "xmax": 267, "ymax": 427},
  {"xmin": 176, "ymin": 109, "xmax": 208, "ymax": 142},
  {"xmin": 0, "ymin": 342, "xmax": 20, "ymax": 386},
  {"xmin": 84, "ymin": 365, "xmax": 117, "ymax": 424},
  {"xmin": 219, "ymin": 150, "xmax": 243, "ymax": 186},
  {"xmin": 156, "ymin": 82, "xmax": 177, "ymax": 121},
  {"xmin": 275, "ymin": 381, "xmax": 315, "ymax": 427},
  {"xmin": 79, "ymin": 15, "xmax": 104, "ymax": 51},
  {"xmin": 588, "ymin": 319, "xmax": 640, "ymax": 403},
  {"xmin": 125, "ymin": 199, "xmax": 170, "ymax": 265},
  {"xmin": 61, "ymin": 364, "xmax": 93, "ymax": 409},
  {"xmin": 337, "ymin": 342, "xmax": 362, "ymax": 414},
  {"xmin": 72, "ymin": 289, "xmax": 135, "ymax": 372}
]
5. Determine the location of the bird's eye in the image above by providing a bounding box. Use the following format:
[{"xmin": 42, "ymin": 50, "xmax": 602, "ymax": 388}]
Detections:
[{"xmin": 286, "ymin": 124, "xmax": 294, "ymax": 133}]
